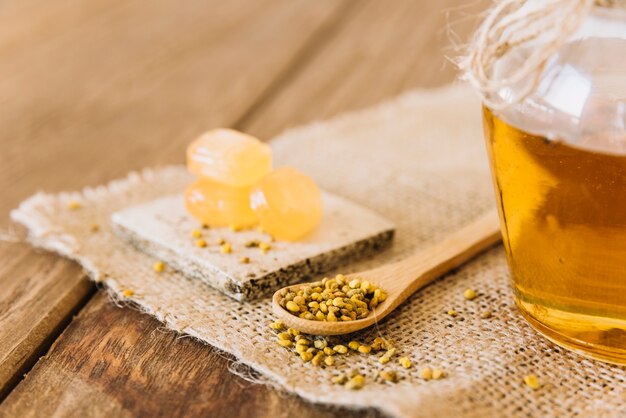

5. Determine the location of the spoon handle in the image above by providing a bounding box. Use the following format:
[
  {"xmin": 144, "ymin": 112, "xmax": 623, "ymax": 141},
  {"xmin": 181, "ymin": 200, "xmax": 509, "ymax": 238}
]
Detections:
[
  {"xmin": 368, "ymin": 209, "xmax": 502, "ymax": 303},
  {"xmin": 271, "ymin": 209, "xmax": 503, "ymax": 336}
]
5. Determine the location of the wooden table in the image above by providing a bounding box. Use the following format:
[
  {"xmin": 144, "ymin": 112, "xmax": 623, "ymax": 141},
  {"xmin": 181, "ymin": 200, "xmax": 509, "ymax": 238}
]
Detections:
[{"xmin": 0, "ymin": 1, "xmax": 487, "ymax": 416}]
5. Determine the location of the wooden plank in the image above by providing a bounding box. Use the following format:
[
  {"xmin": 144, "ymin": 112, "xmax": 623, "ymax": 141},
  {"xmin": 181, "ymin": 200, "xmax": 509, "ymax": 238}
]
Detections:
[
  {"xmin": 0, "ymin": 0, "xmax": 127, "ymax": 56},
  {"xmin": 0, "ymin": 293, "xmax": 380, "ymax": 418},
  {"xmin": 1, "ymin": 0, "xmax": 488, "ymax": 416},
  {"xmin": 239, "ymin": 0, "xmax": 488, "ymax": 139},
  {"xmin": 0, "ymin": 0, "xmax": 353, "ymax": 403},
  {"xmin": 0, "ymin": 0, "xmax": 351, "ymax": 221},
  {"xmin": 0, "ymin": 242, "xmax": 94, "ymax": 400}
]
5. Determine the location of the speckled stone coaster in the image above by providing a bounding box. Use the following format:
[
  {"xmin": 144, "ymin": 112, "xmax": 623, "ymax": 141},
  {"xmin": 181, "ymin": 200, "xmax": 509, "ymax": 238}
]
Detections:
[{"xmin": 111, "ymin": 192, "xmax": 395, "ymax": 301}]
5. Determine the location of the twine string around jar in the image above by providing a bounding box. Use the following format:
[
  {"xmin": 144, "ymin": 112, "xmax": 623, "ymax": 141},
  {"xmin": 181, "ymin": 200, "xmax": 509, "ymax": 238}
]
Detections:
[{"xmin": 461, "ymin": 0, "xmax": 625, "ymax": 110}]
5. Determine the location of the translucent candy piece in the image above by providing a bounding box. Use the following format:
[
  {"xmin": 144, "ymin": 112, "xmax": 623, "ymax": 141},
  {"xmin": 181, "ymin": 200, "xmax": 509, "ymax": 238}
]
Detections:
[
  {"xmin": 185, "ymin": 179, "xmax": 257, "ymax": 228},
  {"xmin": 250, "ymin": 167, "xmax": 322, "ymax": 241},
  {"xmin": 186, "ymin": 129, "xmax": 272, "ymax": 187}
]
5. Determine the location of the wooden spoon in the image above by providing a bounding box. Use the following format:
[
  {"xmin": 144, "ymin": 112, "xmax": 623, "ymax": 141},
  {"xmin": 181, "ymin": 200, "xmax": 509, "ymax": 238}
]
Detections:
[{"xmin": 271, "ymin": 209, "xmax": 502, "ymax": 335}]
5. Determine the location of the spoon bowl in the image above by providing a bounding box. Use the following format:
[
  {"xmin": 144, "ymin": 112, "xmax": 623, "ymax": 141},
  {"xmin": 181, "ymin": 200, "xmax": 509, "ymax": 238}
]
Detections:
[
  {"xmin": 271, "ymin": 209, "xmax": 502, "ymax": 335},
  {"xmin": 272, "ymin": 272, "xmax": 392, "ymax": 336}
]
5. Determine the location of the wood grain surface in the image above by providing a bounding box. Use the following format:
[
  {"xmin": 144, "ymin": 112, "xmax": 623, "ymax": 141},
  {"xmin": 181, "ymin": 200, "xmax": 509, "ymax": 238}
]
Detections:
[
  {"xmin": 0, "ymin": 243, "xmax": 93, "ymax": 400},
  {"xmin": 240, "ymin": 0, "xmax": 486, "ymax": 138},
  {"xmin": 0, "ymin": 293, "xmax": 379, "ymax": 418},
  {"xmin": 0, "ymin": 0, "xmax": 351, "ymax": 404},
  {"xmin": 0, "ymin": 0, "xmax": 487, "ymax": 416}
]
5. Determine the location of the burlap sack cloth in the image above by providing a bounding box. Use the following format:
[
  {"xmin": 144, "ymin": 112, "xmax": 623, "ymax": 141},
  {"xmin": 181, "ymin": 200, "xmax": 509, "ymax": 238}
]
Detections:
[{"xmin": 12, "ymin": 85, "xmax": 626, "ymax": 418}]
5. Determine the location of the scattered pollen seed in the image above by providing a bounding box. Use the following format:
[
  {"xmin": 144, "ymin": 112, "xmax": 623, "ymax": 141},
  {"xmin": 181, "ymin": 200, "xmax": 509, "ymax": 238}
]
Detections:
[
  {"xmin": 481, "ymin": 310, "xmax": 493, "ymax": 319},
  {"xmin": 419, "ymin": 367, "xmax": 433, "ymax": 380},
  {"xmin": 379, "ymin": 370, "xmax": 397, "ymax": 383},
  {"xmin": 311, "ymin": 352, "xmax": 324, "ymax": 366},
  {"xmin": 345, "ymin": 375, "xmax": 365, "ymax": 390},
  {"xmin": 191, "ymin": 229, "xmax": 203, "ymax": 238},
  {"xmin": 195, "ymin": 239, "xmax": 207, "ymax": 248},
  {"xmin": 90, "ymin": 223, "xmax": 100, "ymax": 232},
  {"xmin": 432, "ymin": 368, "xmax": 445, "ymax": 380},
  {"xmin": 332, "ymin": 375, "xmax": 348, "ymax": 385},
  {"xmin": 240, "ymin": 256, "xmax": 251, "ymax": 264},
  {"xmin": 357, "ymin": 345, "xmax": 372, "ymax": 354},
  {"xmin": 372, "ymin": 337, "xmax": 394, "ymax": 351},
  {"xmin": 464, "ymin": 288, "xmax": 477, "ymax": 300},
  {"xmin": 122, "ymin": 289, "xmax": 134, "ymax": 297},
  {"xmin": 259, "ymin": 241, "xmax": 271, "ymax": 254},
  {"xmin": 278, "ymin": 339, "xmax": 292, "ymax": 347},
  {"xmin": 314, "ymin": 339, "xmax": 327, "ymax": 349},
  {"xmin": 379, "ymin": 347, "xmax": 397, "ymax": 364},
  {"xmin": 524, "ymin": 374, "xmax": 541, "ymax": 390},
  {"xmin": 220, "ymin": 243, "xmax": 232, "ymax": 254},
  {"xmin": 67, "ymin": 201, "xmax": 82, "ymax": 210},
  {"xmin": 447, "ymin": 309, "xmax": 458, "ymax": 317},
  {"xmin": 399, "ymin": 357, "xmax": 412, "ymax": 369},
  {"xmin": 269, "ymin": 323, "xmax": 410, "ymax": 389},
  {"xmin": 333, "ymin": 345, "xmax": 348, "ymax": 354},
  {"xmin": 153, "ymin": 261, "xmax": 166, "ymax": 273},
  {"xmin": 269, "ymin": 321, "xmax": 284, "ymax": 330}
]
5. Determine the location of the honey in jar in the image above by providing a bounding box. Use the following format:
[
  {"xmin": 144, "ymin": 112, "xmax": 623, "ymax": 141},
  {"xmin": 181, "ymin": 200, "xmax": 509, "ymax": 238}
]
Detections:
[{"xmin": 484, "ymin": 108, "xmax": 626, "ymax": 363}]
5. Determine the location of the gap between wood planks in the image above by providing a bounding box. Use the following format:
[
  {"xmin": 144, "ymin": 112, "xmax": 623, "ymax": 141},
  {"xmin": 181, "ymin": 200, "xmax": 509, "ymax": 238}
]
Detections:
[
  {"xmin": 0, "ymin": 244, "xmax": 96, "ymax": 401},
  {"xmin": 231, "ymin": 0, "xmax": 357, "ymax": 132},
  {"xmin": 0, "ymin": 0, "xmax": 363, "ymax": 406}
]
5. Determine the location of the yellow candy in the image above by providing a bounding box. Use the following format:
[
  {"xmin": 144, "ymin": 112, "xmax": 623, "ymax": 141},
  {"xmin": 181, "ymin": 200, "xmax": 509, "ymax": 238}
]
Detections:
[
  {"xmin": 185, "ymin": 179, "xmax": 257, "ymax": 228},
  {"xmin": 186, "ymin": 129, "xmax": 272, "ymax": 187},
  {"xmin": 250, "ymin": 167, "xmax": 322, "ymax": 241}
]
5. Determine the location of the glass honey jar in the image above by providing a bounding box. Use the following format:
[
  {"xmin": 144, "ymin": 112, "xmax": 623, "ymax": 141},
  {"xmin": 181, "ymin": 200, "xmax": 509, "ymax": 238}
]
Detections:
[{"xmin": 475, "ymin": 2, "xmax": 626, "ymax": 363}]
